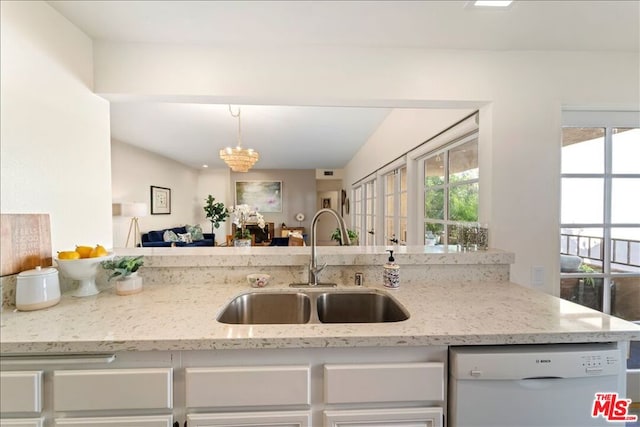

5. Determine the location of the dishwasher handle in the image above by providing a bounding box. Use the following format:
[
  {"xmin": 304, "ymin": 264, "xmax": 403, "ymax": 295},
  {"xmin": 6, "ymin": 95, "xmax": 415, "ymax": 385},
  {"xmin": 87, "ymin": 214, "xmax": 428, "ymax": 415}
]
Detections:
[{"xmin": 517, "ymin": 377, "xmax": 564, "ymax": 390}]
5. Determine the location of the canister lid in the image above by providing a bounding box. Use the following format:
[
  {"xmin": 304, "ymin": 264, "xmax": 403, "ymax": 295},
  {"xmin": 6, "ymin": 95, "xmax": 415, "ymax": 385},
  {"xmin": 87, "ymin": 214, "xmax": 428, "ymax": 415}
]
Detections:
[{"xmin": 18, "ymin": 266, "xmax": 58, "ymax": 277}]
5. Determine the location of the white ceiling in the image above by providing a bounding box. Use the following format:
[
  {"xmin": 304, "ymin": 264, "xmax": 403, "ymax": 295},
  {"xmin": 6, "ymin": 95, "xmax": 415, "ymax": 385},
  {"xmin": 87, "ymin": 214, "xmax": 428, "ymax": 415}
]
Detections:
[
  {"xmin": 49, "ymin": 0, "xmax": 640, "ymax": 169},
  {"xmin": 110, "ymin": 103, "xmax": 392, "ymax": 169}
]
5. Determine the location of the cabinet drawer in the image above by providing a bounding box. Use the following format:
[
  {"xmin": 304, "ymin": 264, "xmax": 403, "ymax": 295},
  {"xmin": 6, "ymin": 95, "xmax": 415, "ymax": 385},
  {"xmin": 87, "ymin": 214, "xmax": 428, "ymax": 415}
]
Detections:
[
  {"xmin": 324, "ymin": 362, "xmax": 444, "ymax": 404},
  {"xmin": 54, "ymin": 415, "xmax": 173, "ymax": 427},
  {"xmin": 53, "ymin": 368, "xmax": 172, "ymax": 411},
  {"xmin": 0, "ymin": 418, "xmax": 44, "ymax": 427},
  {"xmin": 0, "ymin": 371, "xmax": 43, "ymax": 413},
  {"xmin": 324, "ymin": 407, "xmax": 443, "ymax": 427},
  {"xmin": 185, "ymin": 365, "xmax": 310, "ymax": 408},
  {"xmin": 187, "ymin": 410, "xmax": 311, "ymax": 426}
]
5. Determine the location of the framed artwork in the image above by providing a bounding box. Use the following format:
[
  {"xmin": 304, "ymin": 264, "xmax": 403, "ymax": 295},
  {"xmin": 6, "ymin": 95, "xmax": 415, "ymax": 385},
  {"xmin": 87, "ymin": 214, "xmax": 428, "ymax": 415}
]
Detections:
[
  {"xmin": 322, "ymin": 198, "xmax": 332, "ymax": 209},
  {"xmin": 150, "ymin": 186, "xmax": 171, "ymax": 215},
  {"xmin": 235, "ymin": 181, "xmax": 282, "ymax": 213}
]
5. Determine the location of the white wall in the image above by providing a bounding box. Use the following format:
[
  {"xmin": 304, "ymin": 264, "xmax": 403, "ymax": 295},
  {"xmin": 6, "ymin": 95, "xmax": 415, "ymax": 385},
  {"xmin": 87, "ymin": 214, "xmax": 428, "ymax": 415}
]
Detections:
[
  {"xmin": 0, "ymin": 1, "xmax": 112, "ymax": 253},
  {"xmin": 111, "ymin": 140, "xmax": 201, "ymax": 246},
  {"xmin": 345, "ymin": 108, "xmax": 475, "ymax": 187},
  {"xmin": 4, "ymin": 3, "xmax": 637, "ymax": 293},
  {"xmin": 197, "ymin": 168, "xmax": 231, "ymax": 245},
  {"xmin": 92, "ymin": 44, "xmax": 639, "ymax": 294}
]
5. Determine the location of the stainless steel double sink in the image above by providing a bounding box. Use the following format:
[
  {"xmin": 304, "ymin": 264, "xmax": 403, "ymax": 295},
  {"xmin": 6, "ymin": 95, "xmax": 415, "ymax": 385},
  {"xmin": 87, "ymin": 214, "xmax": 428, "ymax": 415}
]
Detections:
[{"xmin": 217, "ymin": 289, "xmax": 409, "ymax": 325}]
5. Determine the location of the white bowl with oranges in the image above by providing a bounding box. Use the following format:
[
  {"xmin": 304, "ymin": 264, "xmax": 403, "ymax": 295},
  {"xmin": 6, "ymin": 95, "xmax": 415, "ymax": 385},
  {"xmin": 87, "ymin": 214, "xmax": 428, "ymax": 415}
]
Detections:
[{"xmin": 55, "ymin": 245, "xmax": 113, "ymax": 297}]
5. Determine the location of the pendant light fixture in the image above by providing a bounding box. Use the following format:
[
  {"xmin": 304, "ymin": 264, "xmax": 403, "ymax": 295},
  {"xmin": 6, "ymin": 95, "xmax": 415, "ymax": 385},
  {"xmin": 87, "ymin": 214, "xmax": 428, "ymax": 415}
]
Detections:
[{"xmin": 219, "ymin": 105, "xmax": 259, "ymax": 172}]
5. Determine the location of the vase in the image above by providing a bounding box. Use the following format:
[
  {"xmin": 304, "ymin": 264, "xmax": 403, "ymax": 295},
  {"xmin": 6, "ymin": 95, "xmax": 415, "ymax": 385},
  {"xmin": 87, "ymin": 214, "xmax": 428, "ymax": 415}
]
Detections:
[
  {"xmin": 234, "ymin": 238, "xmax": 252, "ymax": 247},
  {"xmin": 115, "ymin": 272, "xmax": 143, "ymax": 296}
]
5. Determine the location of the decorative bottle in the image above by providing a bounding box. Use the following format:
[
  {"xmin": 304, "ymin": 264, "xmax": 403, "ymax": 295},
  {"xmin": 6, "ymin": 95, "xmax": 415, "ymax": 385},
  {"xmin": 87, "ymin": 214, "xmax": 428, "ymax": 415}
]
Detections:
[{"xmin": 383, "ymin": 249, "xmax": 400, "ymax": 289}]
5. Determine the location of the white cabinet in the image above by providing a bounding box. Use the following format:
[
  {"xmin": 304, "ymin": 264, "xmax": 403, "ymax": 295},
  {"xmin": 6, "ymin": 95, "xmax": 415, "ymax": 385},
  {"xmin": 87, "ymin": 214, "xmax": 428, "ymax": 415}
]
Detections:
[
  {"xmin": 0, "ymin": 419, "xmax": 44, "ymax": 427},
  {"xmin": 0, "ymin": 371, "xmax": 44, "ymax": 427},
  {"xmin": 54, "ymin": 415, "xmax": 173, "ymax": 426},
  {"xmin": 0, "ymin": 353, "xmax": 174, "ymax": 427},
  {"xmin": 187, "ymin": 411, "xmax": 312, "ymax": 426},
  {"xmin": 185, "ymin": 365, "xmax": 311, "ymax": 426},
  {"xmin": 324, "ymin": 362, "xmax": 444, "ymax": 404},
  {"xmin": 324, "ymin": 362, "xmax": 444, "ymax": 426},
  {"xmin": 1, "ymin": 346, "xmax": 447, "ymax": 426},
  {"xmin": 185, "ymin": 365, "xmax": 310, "ymax": 408},
  {"xmin": 53, "ymin": 368, "xmax": 172, "ymax": 411},
  {"xmin": 0, "ymin": 371, "xmax": 43, "ymax": 413},
  {"xmin": 324, "ymin": 407, "xmax": 443, "ymax": 427}
]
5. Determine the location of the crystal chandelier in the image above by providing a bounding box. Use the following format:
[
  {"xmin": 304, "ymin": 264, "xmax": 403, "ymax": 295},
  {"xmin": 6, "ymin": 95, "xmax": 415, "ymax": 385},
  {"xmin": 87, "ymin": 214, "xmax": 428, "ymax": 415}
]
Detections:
[{"xmin": 219, "ymin": 105, "xmax": 259, "ymax": 172}]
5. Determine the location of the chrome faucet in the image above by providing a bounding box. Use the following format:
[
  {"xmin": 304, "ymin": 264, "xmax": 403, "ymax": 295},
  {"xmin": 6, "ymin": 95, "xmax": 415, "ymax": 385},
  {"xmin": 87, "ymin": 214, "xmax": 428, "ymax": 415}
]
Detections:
[{"xmin": 307, "ymin": 208, "xmax": 351, "ymax": 286}]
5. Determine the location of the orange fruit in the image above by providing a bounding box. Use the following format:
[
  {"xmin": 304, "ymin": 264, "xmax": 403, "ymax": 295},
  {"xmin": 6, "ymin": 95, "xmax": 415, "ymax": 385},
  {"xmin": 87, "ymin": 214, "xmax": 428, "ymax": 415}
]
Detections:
[
  {"xmin": 89, "ymin": 244, "xmax": 108, "ymax": 258},
  {"xmin": 75, "ymin": 245, "xmax": 93, "ymax": 258},
  {"xmin": 58, "ymin": 251, "xmax": 80, "ymax": 260}
]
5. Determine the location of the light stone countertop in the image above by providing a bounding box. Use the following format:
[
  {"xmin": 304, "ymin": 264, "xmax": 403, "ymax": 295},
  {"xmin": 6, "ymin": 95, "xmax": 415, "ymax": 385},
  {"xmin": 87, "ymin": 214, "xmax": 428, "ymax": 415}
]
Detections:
[{"xmin": 1, "ymin": 279, "xmax": 639, "ymax": 354}]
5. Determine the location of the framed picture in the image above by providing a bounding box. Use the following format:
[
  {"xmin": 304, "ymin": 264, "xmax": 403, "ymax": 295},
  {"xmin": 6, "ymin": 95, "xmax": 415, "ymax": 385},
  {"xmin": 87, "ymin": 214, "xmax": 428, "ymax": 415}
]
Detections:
[
  {"xmin": 322, "ymin": 198, "xmax": 332, "ymax": 209},
  {"xmin": 235, "ymin": 181, "xmax": 282, "ymax": 213},
  {"xmin": 150, "ymin": 186, "xmax": 171, "ymax": 215}
]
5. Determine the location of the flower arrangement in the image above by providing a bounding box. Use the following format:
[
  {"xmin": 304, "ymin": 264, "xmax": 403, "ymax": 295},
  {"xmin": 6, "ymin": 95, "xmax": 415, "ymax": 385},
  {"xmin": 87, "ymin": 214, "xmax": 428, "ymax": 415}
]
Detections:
[{"xmin": 229, "ymin": 204, "xmax": 265, "ymax": 240}]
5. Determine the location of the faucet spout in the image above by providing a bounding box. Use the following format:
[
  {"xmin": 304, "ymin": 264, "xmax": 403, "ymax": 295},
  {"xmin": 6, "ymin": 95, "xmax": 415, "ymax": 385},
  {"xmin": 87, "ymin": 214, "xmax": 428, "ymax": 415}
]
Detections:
[{"xmin": 308, "ymin": 208, "xmax": 350, "ymax": 286}]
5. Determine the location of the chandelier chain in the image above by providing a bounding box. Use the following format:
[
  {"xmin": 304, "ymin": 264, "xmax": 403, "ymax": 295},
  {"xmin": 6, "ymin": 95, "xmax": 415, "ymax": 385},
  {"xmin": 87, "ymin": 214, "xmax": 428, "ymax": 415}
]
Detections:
[
  {"xmin": 219, "ymin": 105, "xmax": 259, "ymax": 172},
  {"xmin": 229, "ymin": 105, "xmax": 242, "ymax": 148}
]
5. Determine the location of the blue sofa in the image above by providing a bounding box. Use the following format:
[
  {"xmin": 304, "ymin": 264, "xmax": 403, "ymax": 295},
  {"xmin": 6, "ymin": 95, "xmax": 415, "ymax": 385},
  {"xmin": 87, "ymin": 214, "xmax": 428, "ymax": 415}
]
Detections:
[{"xmin": 141, "ymin": 226, "xmax": 215, "ymax": 247}]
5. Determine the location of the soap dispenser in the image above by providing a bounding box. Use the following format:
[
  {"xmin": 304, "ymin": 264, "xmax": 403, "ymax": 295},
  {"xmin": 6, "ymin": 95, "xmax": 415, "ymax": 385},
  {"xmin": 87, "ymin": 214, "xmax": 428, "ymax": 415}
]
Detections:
[{"xmin": 383, "ymin": 249, "xmax": 400, "ymax": 289}]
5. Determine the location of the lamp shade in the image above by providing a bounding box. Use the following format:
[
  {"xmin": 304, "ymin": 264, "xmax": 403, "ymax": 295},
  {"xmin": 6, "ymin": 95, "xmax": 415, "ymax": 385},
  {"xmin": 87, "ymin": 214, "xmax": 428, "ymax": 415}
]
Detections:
[{"xmin": 121, "ymin": 202, "xmax": 148, "ymax": 218}]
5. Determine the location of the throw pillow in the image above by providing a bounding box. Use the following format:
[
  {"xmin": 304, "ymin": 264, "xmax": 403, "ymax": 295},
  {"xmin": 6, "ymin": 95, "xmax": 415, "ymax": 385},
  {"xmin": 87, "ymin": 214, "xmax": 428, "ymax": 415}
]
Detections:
[
  {"xmin": 163, "ymin": 230, "xmax": 179, "ymax": 242},
  {"xmin": 178, "ymin": 232, "xmax": 193, "ymax": 244},
  {"xmin": 186, "ymin": 224, "xmax": 205, "ymax": 241}
]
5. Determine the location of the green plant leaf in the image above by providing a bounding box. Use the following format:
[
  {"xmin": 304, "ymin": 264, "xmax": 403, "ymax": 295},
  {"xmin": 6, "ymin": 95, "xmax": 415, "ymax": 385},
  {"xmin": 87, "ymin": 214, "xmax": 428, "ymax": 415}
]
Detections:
[{"xmin": 101, "ymin": 256, "xmax": 144, "ymax": 281}]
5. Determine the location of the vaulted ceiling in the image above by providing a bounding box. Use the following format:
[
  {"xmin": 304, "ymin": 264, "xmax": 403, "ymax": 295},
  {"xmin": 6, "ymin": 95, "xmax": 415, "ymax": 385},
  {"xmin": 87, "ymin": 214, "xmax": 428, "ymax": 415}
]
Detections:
[{"xmin": 49, "ymin": 1, "xmax": 639, "ymax": 169}]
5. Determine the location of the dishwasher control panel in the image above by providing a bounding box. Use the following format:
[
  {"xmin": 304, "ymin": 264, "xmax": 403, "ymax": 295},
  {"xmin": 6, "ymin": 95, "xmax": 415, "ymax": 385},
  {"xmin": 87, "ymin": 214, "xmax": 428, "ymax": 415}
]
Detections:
[{"xmin": 450, "ymin": 343, "xmax": 621, "ymax": 380}]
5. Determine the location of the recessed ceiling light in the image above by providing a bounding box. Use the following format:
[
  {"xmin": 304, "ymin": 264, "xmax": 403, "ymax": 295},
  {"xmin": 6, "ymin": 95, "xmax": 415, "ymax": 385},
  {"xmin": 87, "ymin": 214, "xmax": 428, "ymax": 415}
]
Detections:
[
  {"xmin": 202, "ymin": 164, "xmax": 209, "ymax": 168},
  {"xmin": 473, "ymin": 0, "xmax": 513, "ymax": 7}
]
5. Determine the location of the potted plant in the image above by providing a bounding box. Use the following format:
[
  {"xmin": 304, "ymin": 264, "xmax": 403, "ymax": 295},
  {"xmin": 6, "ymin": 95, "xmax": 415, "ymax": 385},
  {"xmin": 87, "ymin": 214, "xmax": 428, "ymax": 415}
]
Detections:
[
  {"xmin": 569, "ymin": 262, "xmax": 605, "ymax": 311},
  {"xmin": 203, "ymin": 195, "xmax": 229, "ymax": 238},
  {"xmin": 101, "ymin": 256, "xmax": 144, "ymax": 296},
  {"xmin": 330, "ymin": 228, "xmax": 358, "ymax": 245},
  {"xmin": 578, "ymin": 263, "xmax": 596, "ymax": 286}
]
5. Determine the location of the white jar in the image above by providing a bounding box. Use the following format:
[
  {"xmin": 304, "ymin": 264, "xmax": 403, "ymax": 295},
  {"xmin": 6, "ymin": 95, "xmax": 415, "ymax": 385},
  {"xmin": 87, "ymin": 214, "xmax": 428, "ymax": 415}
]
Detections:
[{"xmin": 16, "ymin": 266, "xmax": 61, "ymax": 311}]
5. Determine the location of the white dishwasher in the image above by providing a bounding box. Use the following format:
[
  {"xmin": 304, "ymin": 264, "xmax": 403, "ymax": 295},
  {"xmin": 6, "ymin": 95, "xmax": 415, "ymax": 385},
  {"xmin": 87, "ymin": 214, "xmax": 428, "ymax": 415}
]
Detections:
[{"xmin": 449, "ymin": 343, "xmax": 625, "ymax": 427}]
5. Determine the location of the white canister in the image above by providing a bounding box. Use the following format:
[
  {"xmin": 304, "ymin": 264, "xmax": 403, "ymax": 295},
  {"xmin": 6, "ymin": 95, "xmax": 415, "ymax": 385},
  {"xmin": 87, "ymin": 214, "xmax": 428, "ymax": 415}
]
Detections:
[{"xmin": 16, "ymin": 266, "xmax": 61, "ymax": 311}]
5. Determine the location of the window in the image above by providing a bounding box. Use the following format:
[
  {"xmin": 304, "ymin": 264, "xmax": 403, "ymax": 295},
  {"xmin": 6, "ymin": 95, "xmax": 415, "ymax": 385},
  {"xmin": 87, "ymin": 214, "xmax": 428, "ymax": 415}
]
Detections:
[
  {"xmin": 351, "ymin": 178, "xmax": 376, "ymax": 246},
  {"xmin": 560, "ymin": 123, "xmax": 640, "ymax": 321},
  {"xmin": 422, "ymin": 133, "xmax": 479, "ymax": 245},
  {"xmin": 350, "ymin": 111, "xmax": 479, "ymax": 247},
  {"xmin": 383, "ymin": 167, "xmax": 407, "ymax": 245}
]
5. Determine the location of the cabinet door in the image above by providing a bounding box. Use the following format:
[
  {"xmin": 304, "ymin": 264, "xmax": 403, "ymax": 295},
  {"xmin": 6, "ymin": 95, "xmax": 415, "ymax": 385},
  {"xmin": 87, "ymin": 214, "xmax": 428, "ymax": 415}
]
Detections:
[
  {"xmin": 53, "ymin": 368, "xmax": 172, "ymax": 411},
  {"xmin": 54, "ymin": 415, "xmax": 173, "ymax": 427},
  {"xmin": 324, "ymin": 407, "xmax": 443, "ymax": 427},
  {"xmin": 324, "ymin": 362, "xmax": 444, "ymax": 404},
  {"xmin": 185, "ymin": 366, "xmax": 310, "ymax": 408},
  {"xmin": 0, "ymin": 371, "xmax": 43, "ymax": 413},
  {"xmin": 0, "ymin": 418, "xmax": 44, "ymax": 427},
  {"xmin": 187, "ymin": 411, "xmax": 311, "ymax": 427}
]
